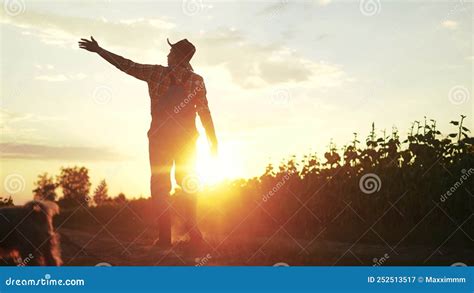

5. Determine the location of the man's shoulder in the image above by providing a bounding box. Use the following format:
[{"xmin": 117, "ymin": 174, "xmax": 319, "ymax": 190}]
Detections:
[
  {"xmin": 145, "ymin": 65, "xmax": 166, "ymax": 77},
  {"xmin": 190, "ymin": 72, "xmax": 204, "ymax": 82},
  {"xmin": 158, "ymin": 66, "xmax": 205, "ymax": 86},
  {"xmin": 160, "ymin": 66, "xmax": 203, "ymax": 78},
  {"xmin": 154, "ymin": 64, "xmax": 166, "ymax": 71}
]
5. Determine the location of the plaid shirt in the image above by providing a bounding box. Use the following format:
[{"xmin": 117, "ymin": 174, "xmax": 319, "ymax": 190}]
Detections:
[{"xmin": 110, "ymin": 54, "xmax": 210, "ymax": 116}]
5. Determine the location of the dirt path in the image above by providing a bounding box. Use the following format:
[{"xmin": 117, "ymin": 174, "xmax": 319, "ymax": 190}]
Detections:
[{"xmin": 57, "ymin": 228, "xmax": 472, "ymax": 266}]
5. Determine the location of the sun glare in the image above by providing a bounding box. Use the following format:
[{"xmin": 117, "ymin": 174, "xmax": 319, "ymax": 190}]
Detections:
[{"xmin": 195, "ymin": 129, "xmax": 240, "ymax": 186}]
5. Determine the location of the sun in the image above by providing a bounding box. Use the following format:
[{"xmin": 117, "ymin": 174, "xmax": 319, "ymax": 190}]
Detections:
[{"xmin": 194, "ymin": 131, "xmax": 241, "ymax": 186}]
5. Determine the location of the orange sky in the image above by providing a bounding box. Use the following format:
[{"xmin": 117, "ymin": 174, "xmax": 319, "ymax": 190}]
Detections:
[{"xmin": 1, "ymin": 0, "xmax": 472, "ymax": 204}]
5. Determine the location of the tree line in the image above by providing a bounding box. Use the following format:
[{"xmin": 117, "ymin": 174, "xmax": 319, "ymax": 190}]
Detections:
[
  {"xmin": 30, "ymin": 167, "xmax": 125, "ymax": 208},
  {"xmin": 1, "ymin": 116, "xmax": 472, "ymax": 248}
]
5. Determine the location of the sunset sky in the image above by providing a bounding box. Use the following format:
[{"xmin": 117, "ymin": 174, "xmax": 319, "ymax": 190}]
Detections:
[{"xmin": 1, "ymin": 0, "xmax": 472, "ymax": 204}]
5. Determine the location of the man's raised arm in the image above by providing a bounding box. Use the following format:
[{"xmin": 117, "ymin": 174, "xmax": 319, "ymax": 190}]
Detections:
[{"xmin": 79, "ymin": 36, "xmax": 155, "ymax": 81}]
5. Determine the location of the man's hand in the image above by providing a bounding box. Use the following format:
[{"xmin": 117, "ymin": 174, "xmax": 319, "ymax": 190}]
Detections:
[{"xmin": 78, "ymin": 36, "xmax": 100, "ymax": 53}]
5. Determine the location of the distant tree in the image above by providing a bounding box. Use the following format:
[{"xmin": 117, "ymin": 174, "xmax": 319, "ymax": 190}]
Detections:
[
  {"xmin": 93, "ymin": 179, "xmax": 109, "ymax": 206},
  {"xmin": 113, "ymin": 192, "xmax": 127, "ymax": 205},
  {"xmin": 33, "ymin": 173, "xmax": 57, "ymax": 201},
  {"xmin": 0, "ymin": 196, "xmax": 13, "ymax": 207},
  {"xmin": 57, "ymin": 166, "xmax": 91, "ymax": 208}
]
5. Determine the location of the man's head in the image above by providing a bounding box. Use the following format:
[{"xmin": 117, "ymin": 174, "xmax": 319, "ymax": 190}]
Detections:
[{"xmin": 167, "ymin": 38, "xmax": 196, "ymax": 68}]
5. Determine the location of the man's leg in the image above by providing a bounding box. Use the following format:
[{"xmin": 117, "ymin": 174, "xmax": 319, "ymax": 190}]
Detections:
[
  {"xmin": 149, "ymin": 136, "xmax": 173, "ymax": 247},
  {"xmin": 175, "ymin": 139, "xmax": 202, "ymax": 241}
]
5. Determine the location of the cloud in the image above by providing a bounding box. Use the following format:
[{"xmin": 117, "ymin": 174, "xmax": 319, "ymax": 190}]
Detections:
[
  {"xmin": 0, "ymin": 111, "xmax": 120, "ymax": 162},
  {"xmin": 35, "ymin": 73, "xmax": 86, "ymax": 82},
  {"xmin": 0, "ymin": 108, "xmax": 63, "ymax": 125},
  {"xmin": 33, "ymin": 62, "xmax": 87, "ymax": 82},
  {"xmin": 441, "ymin": 20, "xmax": 458, "ymax": 29},
  {"xmin": 318, "ymin": 0, "xmax": 333, "ymax": 6},
  {"xmin": 195, "ymin": 28, "xmax": 346, "ymax": 88},
  {"xmin": 257, "ymin": 1, "xmax": 290, "ymax": 17},
  {"xmin": 1, "ymin": 9, "xmax": 347, "ymax": 89},
  {"xmin": 35, "ymin": 74, "xmax": 68, "ymax": 82},
  {"xmin": 257, "ymin": 0, "xmax": 330, "ymax": 18},
  {"xmin": 0, "ymin": 108, "xmax": 30, "ymax": 124},
  {"xmin": 0, "ymin": 10, "xmax": 175, "ymax": 50},
  {"xmin": 0, "ymin": 143, "xmax": 128, "ymax": 161},
  {"xmin": 35, "ymin": 64, "xmax": 54, "ymax": 70},
  {"xmin": 0, "ymin": 108, "xmax": 66, "ymax": 144}
]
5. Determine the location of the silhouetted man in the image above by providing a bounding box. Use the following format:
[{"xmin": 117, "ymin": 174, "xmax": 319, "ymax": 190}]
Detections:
[{"xmin": 79, "ymin": 36, "xmax": 217, "ymax": 247}]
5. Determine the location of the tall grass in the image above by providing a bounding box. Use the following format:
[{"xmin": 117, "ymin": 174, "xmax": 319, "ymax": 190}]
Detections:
[{"xmin": 57, "ymin": 117, "xmax": 473, "ymax": 248}]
